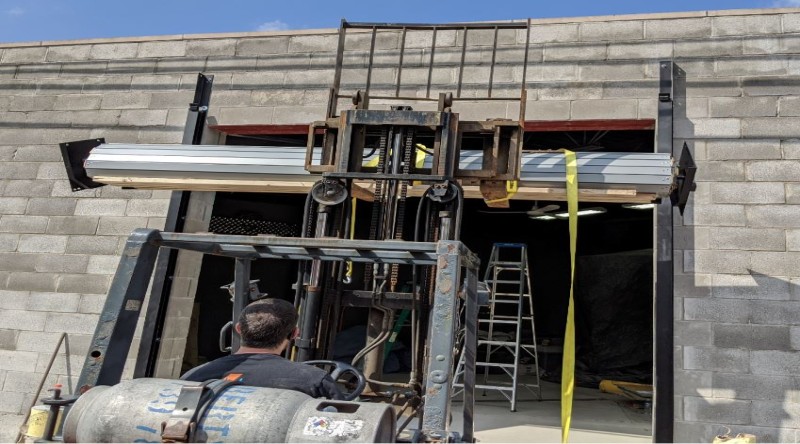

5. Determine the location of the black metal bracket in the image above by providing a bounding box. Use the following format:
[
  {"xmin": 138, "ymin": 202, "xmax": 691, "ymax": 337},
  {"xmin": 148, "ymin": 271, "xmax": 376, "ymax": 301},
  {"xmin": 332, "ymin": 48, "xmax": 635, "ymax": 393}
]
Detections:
[
  {"xmin": 59, "ymin": 138, "xmax": 105, "ymax": 191},
  {"xmin": 671, "ymin": 143, "xmax": 697, "ymax": 216}
]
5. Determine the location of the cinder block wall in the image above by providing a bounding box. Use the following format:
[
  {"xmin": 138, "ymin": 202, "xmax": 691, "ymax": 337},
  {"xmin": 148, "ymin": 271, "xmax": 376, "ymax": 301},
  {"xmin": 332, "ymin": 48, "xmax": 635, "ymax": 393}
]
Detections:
[{"xmin": 1, "ymin": 8, "xmax": 799, "ymax": 442}]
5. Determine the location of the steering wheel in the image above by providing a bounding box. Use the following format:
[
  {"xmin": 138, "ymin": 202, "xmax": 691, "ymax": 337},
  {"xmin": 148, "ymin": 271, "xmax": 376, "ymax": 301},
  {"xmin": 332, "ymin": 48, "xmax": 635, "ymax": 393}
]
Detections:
[{"xmin": 304, "ymin": 360, "xmax": 366, "ymax": 401}]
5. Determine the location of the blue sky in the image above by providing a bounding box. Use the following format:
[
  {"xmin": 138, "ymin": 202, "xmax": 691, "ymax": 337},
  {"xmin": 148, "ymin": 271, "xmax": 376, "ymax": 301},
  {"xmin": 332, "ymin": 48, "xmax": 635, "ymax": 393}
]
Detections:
[{"xmin": 0, "ymin": 0, "xmax": 797, "ymax": 43}]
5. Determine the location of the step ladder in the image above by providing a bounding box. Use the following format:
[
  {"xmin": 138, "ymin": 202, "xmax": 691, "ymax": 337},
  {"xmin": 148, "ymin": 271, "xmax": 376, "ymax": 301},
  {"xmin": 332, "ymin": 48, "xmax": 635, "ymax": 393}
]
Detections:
[{"xmin": 453, "ymin": 243, "xmax": 542, "ymax": 411}]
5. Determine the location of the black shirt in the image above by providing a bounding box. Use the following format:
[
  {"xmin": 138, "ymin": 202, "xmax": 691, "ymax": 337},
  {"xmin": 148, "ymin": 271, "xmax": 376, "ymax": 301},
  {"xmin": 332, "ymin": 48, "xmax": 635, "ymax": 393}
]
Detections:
[{"xmin": 180, "ymin": 353, "xmax": 343, "ymax": 400}]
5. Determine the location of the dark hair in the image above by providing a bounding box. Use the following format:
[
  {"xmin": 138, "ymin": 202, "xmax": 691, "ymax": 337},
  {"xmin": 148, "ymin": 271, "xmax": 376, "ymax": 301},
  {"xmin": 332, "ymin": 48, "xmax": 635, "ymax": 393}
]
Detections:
[{"xmin": 237, "ymin": 299, "xmax": 298, "ymax": 349}]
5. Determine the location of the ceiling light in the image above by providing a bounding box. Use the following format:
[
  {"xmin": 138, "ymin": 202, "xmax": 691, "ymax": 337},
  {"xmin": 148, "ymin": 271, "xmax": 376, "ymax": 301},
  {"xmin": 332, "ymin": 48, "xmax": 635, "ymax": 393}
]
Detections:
[
  {"xmin": 529, "ymin": 214, "xmax": 557, "ymax": 221},
  {"xmin": 554, "ymin": 207, "xmax": 607, "ymax": 218},
  {"xmin": 622, "ymin": 203, "xmax": 656, "ymax": 210}
]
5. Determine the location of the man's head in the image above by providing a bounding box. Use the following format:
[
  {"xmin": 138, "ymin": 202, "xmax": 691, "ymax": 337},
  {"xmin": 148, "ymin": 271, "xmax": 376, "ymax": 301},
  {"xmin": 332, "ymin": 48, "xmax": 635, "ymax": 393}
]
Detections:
[{"xmin": 235, "ymin": 298, "xmax": 298, "ymax": 350}]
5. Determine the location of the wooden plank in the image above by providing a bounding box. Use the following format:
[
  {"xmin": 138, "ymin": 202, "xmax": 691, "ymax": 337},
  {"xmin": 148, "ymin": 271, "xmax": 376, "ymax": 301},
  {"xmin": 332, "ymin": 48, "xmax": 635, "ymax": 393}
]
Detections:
[{"xmin": 95, "ymin": 177, "xmax": 656, "ymax": 204}]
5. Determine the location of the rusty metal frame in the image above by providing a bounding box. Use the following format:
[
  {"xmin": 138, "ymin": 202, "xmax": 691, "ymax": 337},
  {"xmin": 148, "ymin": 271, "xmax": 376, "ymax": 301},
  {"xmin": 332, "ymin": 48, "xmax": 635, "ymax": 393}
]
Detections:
[{"xmin": 76, "ymin": 228, "xmax": 479, "ymax": 441}]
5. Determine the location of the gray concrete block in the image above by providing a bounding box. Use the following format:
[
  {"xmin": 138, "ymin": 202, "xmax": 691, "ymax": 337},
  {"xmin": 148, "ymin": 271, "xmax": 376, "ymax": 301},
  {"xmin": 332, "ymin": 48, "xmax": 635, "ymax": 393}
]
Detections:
[
  {"xmin": 523, "ymin": 100, "xmax": 570, "ymax": 120},
  {"xmin": 148, "ymin": 91, "xmax": 193, "ymax": 109},
  {"xmin": 78, "ymin": 293, "xmax": 105, "ymax": 314},
  {"xmin": 535, "ymin": 81, "xmax": 603, "ymax": 101},
  {"xmin": 186, "ymin": 38, "xmax": 236, "ymax": 57},
  {"xmin": 217, "ymin": 106, "xmax": 273, "ymax": 125},
  {"xmin": 743, "ymin": 36, "xmax": 781, "ymax": 55},
  {"xmin": 709, "ymin": 97, "xmax": 777, "ymax": 118},
  {"xmin": 676, "ymin": 273, "xmax": 712, "ymax": 298},
  {"xmin": 581, "ymin": 63, "xmax": 648, "ymax": 84},
  {"xmin": 543, "ymin": 42, "xmax": 606, "ymax": 61},
  {"xmin": 65, "ymin": 235, "xmax": 119, "ymax": 255},
  {"xmin": 0, "ymin": 253, "xmax": 36, "ymax": 273},
  {"xmin": 682, "ymin": 204, "xmax": 746, "ymax": 227},
  {"xmin": 743, "ymin": 117, "xmax": 800, "ymax": 138},
  {"xmin": 17, "ymin": 235, "xmax": 67, "ymax": 254},
  {"xmin": 43, "ymin": 312, "xmax": 99, "ymax": 335},
  {"xmin": 607, "ymin": 41, "xmax": 672, "ymax": 60},
  {"xmin": 46, "ymin": 216, "xmax": 98, "ymax": 235},
  {"xmin": 25, "ymin": 292, "xmax": 80, "ymax": 313},
  {"xmin": 0, "ymin": 290, "xmax": 27, "ymax": 310},
  {"xmin": 744, "ymin": 76, "xmax": 800, "ymax": 97},
  {"xmin": 684, "ymin": 346, "xmax": 750, "ymax": 373},
  {"xmin": 0, "ymin": 163, "xmax": 39, "ymax": 180},
  {"xmin": 710, "ymin": 226, "xmax": 786, "ymax": 251},
  {"xmin": 74, "ymin": 199, "xmax": 128, "ymax": 216},
  {"xmin": 751, "ymin": 401, "xmax": 800, "ymax": 428},
  {"xmin": 33, "ymin": 253, "xmax": 89, "ymax": 274},
  {"xmin": 81, "ymin": 75, "xmax": 133, "ymax": 93},
  {"xmin": 147, "ymin": 217, "xmax": 167, "ymax": 229},
  {"xmin": 710, "ymin": 182, "xmax": 784, "ymax": 204},
  {"xmin": 11, "ymin": 145, "xmax": 62, "ymax": 162},
  {"xmin": 288, "ymin": 34, "xmax": 339, "ymax": 53},
  {"xmin": 119, "ymin": 109, "xmax": 167, "ymax": 126},
  {"xmin": 713, "ymin": 273, "xmax": 792, "ymax": 301},
  {"xmin": 8, "ymin": 95, "xmax": 56, "ymax": 112},
  {"xmin": 675, "ymin": 39, "xmax": 743, "ymax": 58},
  {"xmin": 675, "ymin": 321, "xmax": 713, "ymax": 347},
  {"xmin": 0, "ymin": 79, "xmax": 36, "ymax": 96},
  {"xmin": 675, "ymin": 117, "xmax": 741, "ymax": 138},
  {"xmin": 0, "ymin": 215, "xmax": 48, "ymax": 234},
  {"xmin": 230, "ymin": 71, "xmax": 285, "ymax": 90},
  {"xmin": 714, "ymin": 323, "xmax": 791, "ymax": 350},
  {"xmin": 787, "ymin": 184, "xmax": 800, "ymax": 204},
  {"xmin": 96, "ymin": 216, "xmax": 149, "ymax": 236},
  {"xmin": 529, "ymin": 23, "xmax": 578, "ymax": 44},
  {"xmin": 751, "ymin": 252, "xmax": 800, "ymax": 277},
  {"xmin": 88, "ymin": 127, "xmax": 139, "ymax": 143},
  {"xmin": 751, "ymin": 300, "xmax": 800, "ymax": 326},
  {"xmin": 746, "ymin": 161, "xmax": 800, "ymax": 182},
  {"xmin": 717, "ymin": 58, "xmax": 786, "ymax": 77},
  {"xmin": 56, "ymin": 273, "xmax": 109, "ymax": 295},
  {"xmin": 644, "ymin": 17, "xmax": 712, "ymax": 39},
  {"xmin": 106, "ymin": 59, "xmax": 157, "ymax": 75},
  {"xmin": 580, "ymin": 20, "xmax": 643, "ymax": 41},
  {"xmin": 345, "ymin": 30, "xmax": 400, "ymax": 50},
  {"xmin": 125, "ymin": 199, "xmax": 169, "ymax": 217},
  {"xmin": 706, "ymin": 139, "xmax": 782, "ymax": 160},
  {"xmin": 25, "ymin": 197, "xmax": 75, "ymax": 216},
  {"xmin": 570, "ymin": 99, "xmax": 638, "ymax": 120},
  {"xmin": 746, "ymin": 205, "xmax": 800, "ymax": 228},
  {"xmin": 0, "ymin": 198, "xmax": 27, "ymax": 215},
  {"xmin": 86, "ymin": 255, "xmax": 120, "ymax": 275},
  {"xmin": 684, "ymin": 298, "xmax": 751, "ymax": 324},
  {"xmin": 751, "ymin": 350, "xmax": 800, "ymax": 375},
  {"xmin": 236, "ymin": 37, "xmax": 290, "ymax": 55},
  {"xmin": 0, "ymin": 389, "xmax": 24, "ymax": 414},
  {"xmin": 781, "ymin": 97, "xmax": 800, "ymax": 117},
  {"xmin": 45, "ymin": 45, "xmax": 91, "ymax": 62},
  {"xmin": 712, "ymin": 14, "xmax": 782, "ymax": 36},
  {"xmin": 207, "ymin": 55, "xmax": 260, "ymax": 73},
  {"xmin": 137, "ymin": 41, "xmax": 187, "ymax": 58},
  {"xmin": 98, "ymin": 187, "xmax": 152, "ymax": 199},
  {"xmin": 100, "ymin": 92, "xmax": 150, "ymax": 110},
  {"xmin": 0, "ymin": 330, "xmax": 17, "ymax": 351},
  {"xmin": 674, "ymin": 370, "xmax": 713, "ymax": 397},
  {"xmin": 0, "ymin": 47, "xmax": 47, "ymax": 64},
  {"xmin": 0, "ymin": 309, "xmax": 45, "ymax": 332},
  {"xmin": 715, "ymin": 373, "xmax": 800, "ymax": 403},
  {"xmin": 136, "ymin": 127, "xmax": 183, "ymax": 144},
  {"xmin": 0, "ymin": 234, "xmax": 17, "ymax": 253},
  {"xmin": 130, "ymin": 74, "xmax": 181, "ymax": 92},
  {"xmin": 57, "ymin": 60, "xmax": 108, "ymax": 78},
  {"xmin": 155, "ymin": 57, "xmax": 207, "ymax": 75},
  {"xmin": 89, "ymin": 43, "xmax": 138, "ymax": 60},
  {"xmin": 683, "ymin": 396, "xmax": 750, "ymax": 425},
  {"xmin": 696, "ymin": 161, "xmax": 744, "ymax": 182},
  {"xmin": 271, "ymin": 105, "xmax": 327, "ymax": 124}
]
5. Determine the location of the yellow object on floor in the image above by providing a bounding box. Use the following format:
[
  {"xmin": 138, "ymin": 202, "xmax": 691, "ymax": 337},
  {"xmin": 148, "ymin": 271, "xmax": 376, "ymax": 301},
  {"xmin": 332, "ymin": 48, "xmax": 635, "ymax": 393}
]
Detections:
[{"xmin": 713, "ymin": 433, "xmax": 757, "ymax": 443}]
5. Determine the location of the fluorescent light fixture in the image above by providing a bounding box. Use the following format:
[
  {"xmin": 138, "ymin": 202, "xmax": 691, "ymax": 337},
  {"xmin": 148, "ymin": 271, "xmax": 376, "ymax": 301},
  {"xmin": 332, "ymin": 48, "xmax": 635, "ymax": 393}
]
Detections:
[
  {"xmin": 529, "ymin": 214, "xmax": 557, "ymax": 221},
  {"xmin": 554, "ymin": 207, "xmax": 607, "ymax": 218},
  {"xmin": 622, "ymin": 203, "xmax": 656, "ymax": 210}
]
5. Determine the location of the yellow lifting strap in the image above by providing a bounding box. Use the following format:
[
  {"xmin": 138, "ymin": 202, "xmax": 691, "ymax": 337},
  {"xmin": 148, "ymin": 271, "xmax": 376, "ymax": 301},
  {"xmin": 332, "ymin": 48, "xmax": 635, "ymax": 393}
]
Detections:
[{"xmin": 560, "ymin": 148, "xmax": 578, "ymax": 443}]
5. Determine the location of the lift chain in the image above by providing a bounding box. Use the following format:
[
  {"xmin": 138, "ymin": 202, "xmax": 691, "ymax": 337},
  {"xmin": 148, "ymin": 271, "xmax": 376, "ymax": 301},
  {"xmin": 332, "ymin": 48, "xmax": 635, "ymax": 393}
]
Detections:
[
  {"xmin": 365, "ymin": 128, "xmax": 390, "ymax": 287},
  {"xmin": 390, "ymin": 128, "xmax": 415, "ymax": 291}
]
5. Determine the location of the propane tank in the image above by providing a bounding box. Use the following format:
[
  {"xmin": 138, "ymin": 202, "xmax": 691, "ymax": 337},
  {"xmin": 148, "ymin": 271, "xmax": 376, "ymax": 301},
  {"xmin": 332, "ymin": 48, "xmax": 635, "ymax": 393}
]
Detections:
[{"xmin": 63, "ymin": 378, "xmax": 395, "ymax": 443}]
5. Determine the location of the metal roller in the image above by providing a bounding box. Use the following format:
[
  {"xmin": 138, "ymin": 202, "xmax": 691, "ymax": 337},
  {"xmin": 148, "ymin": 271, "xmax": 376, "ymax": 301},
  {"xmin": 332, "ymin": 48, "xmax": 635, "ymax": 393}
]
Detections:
[{"xmin": 62, "ymin": 378, "xmax": 395, "ymax": 443}]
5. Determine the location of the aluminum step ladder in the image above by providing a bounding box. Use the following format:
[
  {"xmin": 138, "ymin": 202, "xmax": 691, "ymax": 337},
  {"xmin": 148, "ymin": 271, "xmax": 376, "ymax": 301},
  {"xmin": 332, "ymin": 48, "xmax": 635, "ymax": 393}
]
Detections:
[{"xmin": 453, "ymin": 243, "xmax": 541, "ymax": 411}]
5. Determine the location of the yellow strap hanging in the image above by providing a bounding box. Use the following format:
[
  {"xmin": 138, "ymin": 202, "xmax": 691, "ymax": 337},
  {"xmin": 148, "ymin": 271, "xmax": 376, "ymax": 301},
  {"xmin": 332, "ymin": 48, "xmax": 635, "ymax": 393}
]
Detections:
[{"xmin": 560, "ymin": 149, "xmax": 578, "ymax": 443}]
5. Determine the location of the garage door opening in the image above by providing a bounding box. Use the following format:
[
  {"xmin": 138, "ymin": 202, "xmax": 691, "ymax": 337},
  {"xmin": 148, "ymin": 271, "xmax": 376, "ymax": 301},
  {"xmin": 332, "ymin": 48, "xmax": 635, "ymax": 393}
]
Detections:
[{"xmin": 177, "ymin": 124, "xmax": 658, "ymax": 442}]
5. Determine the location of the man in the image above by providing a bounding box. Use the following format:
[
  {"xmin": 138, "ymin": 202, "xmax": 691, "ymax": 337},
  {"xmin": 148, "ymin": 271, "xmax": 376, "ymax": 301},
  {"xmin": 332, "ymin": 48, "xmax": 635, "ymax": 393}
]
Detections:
[{"xmin": 181, "ymin": 298, "xmax": 342, "ymax": 400}]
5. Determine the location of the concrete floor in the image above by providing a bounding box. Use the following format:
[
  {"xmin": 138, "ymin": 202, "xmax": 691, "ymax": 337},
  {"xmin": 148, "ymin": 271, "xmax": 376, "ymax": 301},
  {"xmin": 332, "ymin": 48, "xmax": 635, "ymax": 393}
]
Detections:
[{"xmin": 449, "ymin": 379, "xmax": 652, "ymax": 443}]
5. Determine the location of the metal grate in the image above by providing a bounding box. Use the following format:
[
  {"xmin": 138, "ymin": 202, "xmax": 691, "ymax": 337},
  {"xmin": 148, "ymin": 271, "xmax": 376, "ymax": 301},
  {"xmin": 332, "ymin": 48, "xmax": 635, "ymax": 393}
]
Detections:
[{"xmin": 209, "ymin": 216, "xmax": 300, "ymax": 237}]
